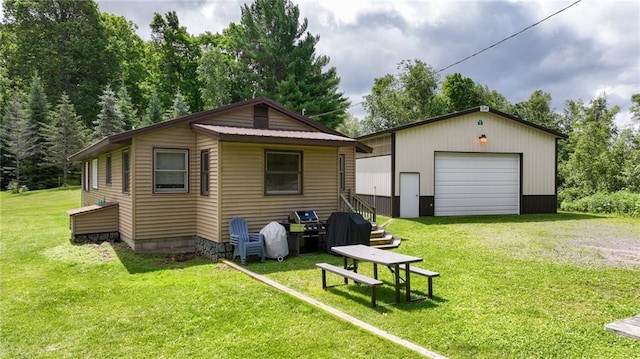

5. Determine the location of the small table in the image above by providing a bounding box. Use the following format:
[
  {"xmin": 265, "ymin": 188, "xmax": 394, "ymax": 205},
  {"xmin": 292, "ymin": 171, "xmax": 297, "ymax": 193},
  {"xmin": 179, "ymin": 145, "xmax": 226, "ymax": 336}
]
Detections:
[{"xmin": 331, "ymin": 244, "xmax": 423, "ymax": 303}]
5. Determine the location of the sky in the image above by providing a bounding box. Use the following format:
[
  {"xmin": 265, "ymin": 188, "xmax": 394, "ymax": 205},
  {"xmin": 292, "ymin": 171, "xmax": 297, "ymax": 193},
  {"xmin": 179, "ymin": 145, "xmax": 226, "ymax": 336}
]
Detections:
[{"xmin": 94, "ymin": 1, "xmax": 639, "ymax": 127}]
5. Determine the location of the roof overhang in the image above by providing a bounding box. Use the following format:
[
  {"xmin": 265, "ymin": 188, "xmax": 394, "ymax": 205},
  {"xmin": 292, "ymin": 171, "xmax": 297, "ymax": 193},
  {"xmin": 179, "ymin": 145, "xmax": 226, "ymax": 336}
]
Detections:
[
  {"xmin": 68, "ymin": 137, "xmax": 132, "ymax": 162},
  {"xmin": 192, "ymin": 124, "xmax": 368, "ymax": 149}
]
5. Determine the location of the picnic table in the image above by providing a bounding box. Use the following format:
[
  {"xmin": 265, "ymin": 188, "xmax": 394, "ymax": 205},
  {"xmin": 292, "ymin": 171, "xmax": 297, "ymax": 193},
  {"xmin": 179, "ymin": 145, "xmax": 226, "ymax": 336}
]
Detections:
[{"xmin": 331, "ymin": 244, "xmax": 423, "ymax": 303}]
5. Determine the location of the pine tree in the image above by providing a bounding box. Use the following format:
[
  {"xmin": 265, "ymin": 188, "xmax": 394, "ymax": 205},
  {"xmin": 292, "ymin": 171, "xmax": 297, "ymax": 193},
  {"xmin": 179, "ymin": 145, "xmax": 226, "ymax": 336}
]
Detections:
[
  {"xmin": 2, "ymin": 93, "xmax": 37, "ymax": 187},
  {"xmin": 145, "ymin": 89, "xmax": 164, "ymax": 125},
  {"xmin": 93, "ymin": 85, "xmax": 125, "ymax": 139},
  {"xmin": 25, "ymin": 72, "xmax": 53, "ymax": 188},
  {"xmin": 44, "ymin": 93, "xmax": 88, "ymax": 187},
  {"xmin": 116, "ymin": 84, "xmax": 138, "ymax": 130},
  {"xmin": 168, "ymin": 90, "xmax": 190, "ymax": 119}
]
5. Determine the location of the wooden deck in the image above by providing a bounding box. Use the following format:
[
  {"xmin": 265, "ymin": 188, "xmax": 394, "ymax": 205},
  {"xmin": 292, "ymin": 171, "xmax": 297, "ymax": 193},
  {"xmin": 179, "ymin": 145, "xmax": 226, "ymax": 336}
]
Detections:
[{"xmin": 605, "ymin": 315, "xmax": 640, "ymax": 340}]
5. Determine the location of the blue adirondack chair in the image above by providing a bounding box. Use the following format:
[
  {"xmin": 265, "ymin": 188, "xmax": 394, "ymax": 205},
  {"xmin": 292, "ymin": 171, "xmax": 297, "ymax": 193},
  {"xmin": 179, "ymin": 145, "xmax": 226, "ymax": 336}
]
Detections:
[{"xmin": 229, "ymin": 217, "xmax": 265, "ymax": 265}]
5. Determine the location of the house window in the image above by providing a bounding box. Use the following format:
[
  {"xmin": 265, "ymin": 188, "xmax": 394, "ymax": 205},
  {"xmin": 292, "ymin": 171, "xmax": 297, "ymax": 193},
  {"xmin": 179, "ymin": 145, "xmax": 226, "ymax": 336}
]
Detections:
[
  {"xmin": 265, "ymin": 151, "xmax": 302, "ymax": 195},
  {"xmin": 106, "ymin": 155, "xmax": 112, "ymax": 185},
  {"xmin": 154, "ymin": 148, "xmax": 189, "ymax": 193},
  {"xmin": 339, "ymin": 154, "xmax": 346, "ymax": 191},
  {"xmin": 91, "ymin": 158, "xmax": 98, "ymax": 189},
  {"xmin": 200, "ymin": 150, "xmax": 209, "ymax": 195},
  {"xmin": 83, "ymin": 161, "xmax": 90, "ymax": 191},
  {"xmin": 122, "ymin": 150, "xmax": 130, "ymax": 193}
]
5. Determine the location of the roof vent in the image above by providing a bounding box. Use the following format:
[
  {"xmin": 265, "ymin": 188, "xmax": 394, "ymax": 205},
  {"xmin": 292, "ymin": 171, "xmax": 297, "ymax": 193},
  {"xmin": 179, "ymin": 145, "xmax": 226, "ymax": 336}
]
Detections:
[{"xmin": 480, "ymin": 105, "xmax": 489, "ymax": 112}]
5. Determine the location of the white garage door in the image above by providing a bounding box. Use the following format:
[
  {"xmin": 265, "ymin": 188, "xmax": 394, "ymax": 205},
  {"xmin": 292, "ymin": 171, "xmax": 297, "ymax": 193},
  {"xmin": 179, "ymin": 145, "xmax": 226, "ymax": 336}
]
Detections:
[{"xmin": 435, "ymin": 152, "xmax": 520, "ymax": 216}]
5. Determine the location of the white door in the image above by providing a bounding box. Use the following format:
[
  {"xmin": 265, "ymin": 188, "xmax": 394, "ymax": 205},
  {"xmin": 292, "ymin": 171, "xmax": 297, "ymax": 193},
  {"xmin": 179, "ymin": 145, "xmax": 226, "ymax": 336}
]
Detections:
[
  {"xmin": 434, "ymin": 153, "xmax": 520, "ymax": 216},
  {"xmin": 400, "ymin": 173, "xmax": 420, "ymax": 218}
]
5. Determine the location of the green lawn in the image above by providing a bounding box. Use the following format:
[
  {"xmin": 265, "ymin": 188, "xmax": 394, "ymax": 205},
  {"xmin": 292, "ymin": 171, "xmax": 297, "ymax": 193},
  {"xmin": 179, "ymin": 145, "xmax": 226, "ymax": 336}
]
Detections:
[{"xmin": 2, "ymin": 188, "xmax": 639, "ymax": 358}]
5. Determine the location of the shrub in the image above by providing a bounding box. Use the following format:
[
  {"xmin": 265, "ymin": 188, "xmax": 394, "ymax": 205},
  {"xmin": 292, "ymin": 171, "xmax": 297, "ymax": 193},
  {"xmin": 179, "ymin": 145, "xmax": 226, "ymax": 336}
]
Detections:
[
  {"xmin": 561, "ymin": 191, "xmax": 640, "ymax": 217},
  {"xmin": 6, "ymin": 180, "xmax": 29, "ymax": 194}
]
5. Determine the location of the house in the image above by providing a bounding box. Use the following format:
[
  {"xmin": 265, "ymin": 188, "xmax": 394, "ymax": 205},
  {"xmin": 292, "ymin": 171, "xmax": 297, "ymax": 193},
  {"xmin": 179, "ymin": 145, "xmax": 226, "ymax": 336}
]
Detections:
[
  {"xmin": 68, "ymin": 97, "xmax": 371, "ymax": 257},
  {"xmin": 355, "ymin": 106, "xmax": 567, "ymax": 218}
]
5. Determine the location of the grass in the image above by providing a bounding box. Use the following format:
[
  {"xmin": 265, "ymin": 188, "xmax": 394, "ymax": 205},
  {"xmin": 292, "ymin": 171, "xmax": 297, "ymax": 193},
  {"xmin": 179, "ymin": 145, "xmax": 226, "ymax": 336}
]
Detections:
[
  {"xmin": 0, "ymin": 188, "xmax": 419, "ymax": 358},
  {"xmin": 2, "ymin": 188, "xmax": 639, "ymax": 358}
]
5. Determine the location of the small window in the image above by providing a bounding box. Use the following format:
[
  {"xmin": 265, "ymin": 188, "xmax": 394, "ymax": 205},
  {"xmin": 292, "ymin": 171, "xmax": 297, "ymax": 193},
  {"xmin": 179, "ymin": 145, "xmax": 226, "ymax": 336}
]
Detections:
[
  {"xmin": 91, "ymin": 158, "xmax": 98, "ymax": 189},
  {"xmin": 122, "ymin": 150, "xmax": 130, "ymax": 193},
  {"xmin": 339, "ymin": 154, "xmax": 345, "ymax": 191},
  {"xmin": 265, "ymin": 151, "xmax": 302, "ymax": 195},
  {"xmin": 154, "ymin": 149, "xmax": 188, "ymax": 193},
  {"xmin": 83, "ymin": 161, "xmax": 90, "ymax": 191},
  {"xmin": 200, "ymin": 150, "xmax": 209, "ymax": 195},
  {"xmin": 105, "ymin": 155, "xmax": 112, "ymax": 185}
]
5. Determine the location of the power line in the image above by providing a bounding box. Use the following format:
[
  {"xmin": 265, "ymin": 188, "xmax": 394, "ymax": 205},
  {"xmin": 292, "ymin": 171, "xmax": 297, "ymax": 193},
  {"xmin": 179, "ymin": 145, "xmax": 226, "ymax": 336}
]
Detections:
[
  {"xmin": 436, "ymin": 0, "xmax": 583, "ymax": 73},
  {"xmin": 310, "ymin": 0, "xmax": 583, "ymax": 119}
]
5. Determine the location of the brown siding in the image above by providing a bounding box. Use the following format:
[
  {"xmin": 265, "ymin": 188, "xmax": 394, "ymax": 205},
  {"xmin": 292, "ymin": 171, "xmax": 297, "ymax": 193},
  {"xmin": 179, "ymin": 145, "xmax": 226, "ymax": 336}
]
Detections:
[
  {"xmin": 196, "ymin": 134, "xmax": 220, "ymax": 241},
  {"xmin": 219, "ymin": 142, "xmax": 339, "ymax": 241},
  {"xmin": 78, "ymin": 149, "xmax": 133, "ymax": 240},
  {"xmin": 268, "ymin": 109, "xmax": 317, "ymax": 131},
  {"xmin": 132, "ymin": 124, "xmax": 197, "ymax": 240},
  {"xmin": 71, "ymin": 206, "xmax": 119, "ymax": 234},
  {"xmin": 198, "ymin": 107, "xmax": 254, "ymax": 127},
  {"xmin": 339, "ymin": 146, "xmax": 355, "ymax": 195}
]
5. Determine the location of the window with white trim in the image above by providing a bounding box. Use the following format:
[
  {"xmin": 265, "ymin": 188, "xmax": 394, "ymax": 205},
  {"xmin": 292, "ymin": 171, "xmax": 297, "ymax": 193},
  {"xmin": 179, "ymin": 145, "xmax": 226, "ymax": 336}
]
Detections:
[
  {"xmin": 154, "ymin": 149, "xmax": 189, "ymax": 193},
  {"xmin": 91, "ymin": 158, "xmax": 98, "ymax": 189},
  {"xmin": 265, "ymin": 151, "xmax": 302, "ymax": 195}
]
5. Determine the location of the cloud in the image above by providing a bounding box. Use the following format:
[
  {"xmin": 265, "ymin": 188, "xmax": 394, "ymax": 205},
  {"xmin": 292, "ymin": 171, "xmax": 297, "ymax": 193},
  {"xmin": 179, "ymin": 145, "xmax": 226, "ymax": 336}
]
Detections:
[{"xmin": 93, "ymin": 0, "xmax": 640, "ymax": 125}]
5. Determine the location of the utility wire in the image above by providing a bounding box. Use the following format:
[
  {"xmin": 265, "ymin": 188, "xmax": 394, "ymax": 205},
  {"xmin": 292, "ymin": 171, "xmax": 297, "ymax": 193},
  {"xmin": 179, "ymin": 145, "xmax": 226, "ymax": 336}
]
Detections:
[
  {"xmin": 436, "ymin": 0, "xmax": 583, "ymax": 73},
  {"xmin": 310, "ymin": 0, "xmax": 583, "ymax": 119}
]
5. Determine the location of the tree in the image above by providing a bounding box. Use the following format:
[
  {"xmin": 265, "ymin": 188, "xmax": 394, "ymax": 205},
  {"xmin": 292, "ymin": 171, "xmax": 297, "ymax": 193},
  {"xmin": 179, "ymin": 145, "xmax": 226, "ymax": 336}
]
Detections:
[
  {"xmin": 24, "ymin": 72, "xmax": 53, "ymax": 188},
  {"xmin": 441, "ymin": 73, "xmax": 483, "ymax": 111},
  {"xmin": 228, "ymin": 0, "xmax": 349, "ymax": 127},
  {"xmin": 44, "ymin": 93, "xmax": 88, "ymax": 186},
  {"xmin": 150, "ymin": 11, "xmax": 202, "ymax": 113},
  {"xmin": 362, "ymin": 60, "xmax": 442, "ymax": 133},
  {"xmin": 166, "ymin": 90, "xmax": 190, "ymax": 120},
  {"xmin": 512, "ymin": 90, "xmax": 559, "ymax": 130},
  {"xmin": 115, "ymin": 84, "xmax": 138, "ymax": 130},
  {"xmin": 630, "ymin": 93, "xmax": 640, "ymax": 123},
  {"xmin": 336, "ymin": 113, "xmax": 364, "ymax": 138},
  {"xmin": 2, "ymin": 0, "xmax": 115, "ymax": 127},
  {"xmin": 562, "ymin": 96, "xmax": 620, "ymax": 199},
  {"xmin": 101, "ymin": 13, "xmax": 148, "ymax": 119},
  {"xmin": 2, "ymin": 92, "xmax": 37, "ymax": 186},
  {"xmin": 93, "ymin": 85, "xmax": 125, "ymax": 139},
  {"xmin": 144, "ymin": 89, "xmax": 163, "ymax": 125}
]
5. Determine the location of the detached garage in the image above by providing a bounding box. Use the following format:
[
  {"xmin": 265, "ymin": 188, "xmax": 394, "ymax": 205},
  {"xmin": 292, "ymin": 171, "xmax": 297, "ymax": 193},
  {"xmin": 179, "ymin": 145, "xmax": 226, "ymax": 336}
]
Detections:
[{"xmin": 356, "ymin": 107, "xmax": 566, "ymax": 217}]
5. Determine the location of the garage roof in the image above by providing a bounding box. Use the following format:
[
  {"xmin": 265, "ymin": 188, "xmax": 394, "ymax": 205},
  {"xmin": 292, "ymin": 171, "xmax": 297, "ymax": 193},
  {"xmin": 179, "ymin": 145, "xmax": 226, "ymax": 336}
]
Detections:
[{"xmin": 358, "ymin": 106, "xmax": 568, "ymax": 140}]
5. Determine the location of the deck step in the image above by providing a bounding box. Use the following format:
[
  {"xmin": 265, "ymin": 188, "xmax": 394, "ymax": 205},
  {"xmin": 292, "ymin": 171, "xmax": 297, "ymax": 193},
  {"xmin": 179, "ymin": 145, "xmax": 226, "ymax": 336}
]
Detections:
[
  {"xmin": 370, "ymin": 228, "xmax": 386, "ymax": 238},
  {"xmin": 369, "ymin": 234, "xmax": 393, "ymax": 246},
  {"xmin": 371, "ymin": 237, "xmax": 401, "ymax": 249}
]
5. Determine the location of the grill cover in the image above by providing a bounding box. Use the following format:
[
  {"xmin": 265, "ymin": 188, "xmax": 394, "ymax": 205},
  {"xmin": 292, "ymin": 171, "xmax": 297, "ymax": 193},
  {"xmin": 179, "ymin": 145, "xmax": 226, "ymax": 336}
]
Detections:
[
  {"xmin": 260, "ymin": 222, "xmax": 289, "ymax": 260},
  {"xmin": 323, "ymin": 212, "xmax": 371, "ymax": 252}
]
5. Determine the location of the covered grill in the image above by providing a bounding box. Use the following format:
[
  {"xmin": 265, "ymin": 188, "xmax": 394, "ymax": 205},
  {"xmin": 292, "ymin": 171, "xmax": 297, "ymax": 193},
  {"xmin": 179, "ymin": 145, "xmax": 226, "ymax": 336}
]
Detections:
[{"xmin": 281, "ymin": 210, "xmax": 326, "ymax": 255}]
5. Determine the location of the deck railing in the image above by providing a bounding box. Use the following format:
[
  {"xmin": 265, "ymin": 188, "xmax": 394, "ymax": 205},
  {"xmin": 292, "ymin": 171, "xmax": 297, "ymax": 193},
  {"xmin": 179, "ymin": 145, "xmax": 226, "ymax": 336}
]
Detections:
[{"xmin": 340, "ymin": 190, "xmax": 376, "ymax": 224}]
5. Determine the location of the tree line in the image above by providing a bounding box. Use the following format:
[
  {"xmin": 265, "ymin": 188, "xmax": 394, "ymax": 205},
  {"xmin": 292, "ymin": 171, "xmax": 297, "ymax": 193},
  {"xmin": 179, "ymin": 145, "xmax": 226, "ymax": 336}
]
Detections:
[
  {"xmin": 1, "ymin": 0, "xmax": 638, "ymax": 208},
  {"xmin": 0, "ymin": 0, "xmax": 348, "ymax": 190}
]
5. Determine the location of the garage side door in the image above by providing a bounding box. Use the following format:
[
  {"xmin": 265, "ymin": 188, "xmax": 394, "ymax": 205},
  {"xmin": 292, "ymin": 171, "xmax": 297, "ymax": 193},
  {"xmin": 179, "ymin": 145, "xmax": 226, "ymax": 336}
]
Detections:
[{"xmin": 435, "ymin": 152, "xmax": 520, "ymax": 216}]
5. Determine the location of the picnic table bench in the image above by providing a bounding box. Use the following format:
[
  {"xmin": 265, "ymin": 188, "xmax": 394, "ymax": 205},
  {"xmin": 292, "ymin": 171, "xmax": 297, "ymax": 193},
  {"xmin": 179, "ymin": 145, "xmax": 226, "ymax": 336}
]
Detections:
[
  {"xmin": 393, "ymin": 263, "xmax": 440, "ymax": 298},
  {"xmin": 315, "ymin": 262, "xmax": 383, "ymax": 307}
]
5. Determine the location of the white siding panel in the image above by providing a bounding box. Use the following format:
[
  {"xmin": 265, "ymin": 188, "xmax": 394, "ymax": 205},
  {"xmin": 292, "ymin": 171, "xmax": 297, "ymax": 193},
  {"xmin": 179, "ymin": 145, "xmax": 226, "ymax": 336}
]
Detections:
[
  {"xmin": 435, "ymin": 153, "xmax": 519, "ymax": 216},
  {"xmin": 356, "ymin": 156, "xmax": 391, "ymax": 196},
  {"xmin": 395, "ymin": 113, "xmax": 557, "ymax": 196}
]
